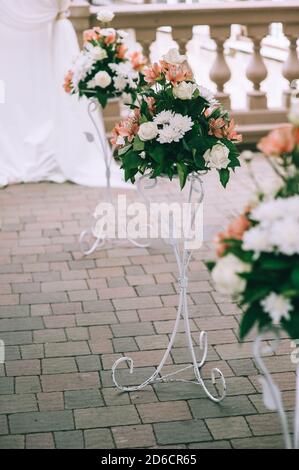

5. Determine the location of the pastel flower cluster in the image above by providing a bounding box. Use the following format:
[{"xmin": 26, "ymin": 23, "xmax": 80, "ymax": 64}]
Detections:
[
  {"xmin": 112, "ymin": 48, "xmax": 242, "ymax": 189},
  {"xmin": 63, "ymin": 11, "xmax": 146, "ymax": 108},
  {"xmin": 209, "ymin": 121, "xmax": 299, "ymax": 340}
]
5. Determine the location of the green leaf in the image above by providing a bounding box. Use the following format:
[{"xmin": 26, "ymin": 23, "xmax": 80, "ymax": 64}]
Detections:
[
  {"xmin": 261, "ymin": 258, "xmax": 291, "ymax": 270},
  {"xmin": 205, "ymin": 261, "xmax": 215, "ymax": 271},
  {"xmin": 149, "ymin": 146, "xmax": 165, "ymax": 164},
  {"xmin": 219, "ymin": 168, "xmax": 230, "ymax": 188},
  {"xmin": 177, "ymin": 162, "xmax": 188, "ymax": 189},
  {"xmin": 122, "ymin": 151, "xmax": 142, "ymax": 170},
  {"xmin": 133, "ymin": 136, "xmax": 145, "ymax": 152},
  {"xmin": 240, "ymin": 310, "xmax": 257, "ymax": 340},
  {"xmin": 291, "ymin": 267, "xmax": 299, "ymax": 289},
  {"xmin": 118, "ymin": 144, "xmax": 132, "ymax": 156}
]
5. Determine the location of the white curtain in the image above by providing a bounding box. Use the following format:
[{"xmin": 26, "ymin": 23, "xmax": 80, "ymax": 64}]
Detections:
[{"xmin": 0, "ymin": 0, "xmax": 130, "ymax": 188}]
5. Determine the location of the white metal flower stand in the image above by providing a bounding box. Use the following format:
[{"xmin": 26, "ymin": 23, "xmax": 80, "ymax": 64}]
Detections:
[
  {"xmin": 111, "ymin": 173, "xmax": 227, "ymax": 402},
  {"xmin": 253, "ymin": 329, "xmax": 299, "ymax": 449},
  {"xmin": 79, "ymin": 99, "xmax": 149, "ymax": 255}
]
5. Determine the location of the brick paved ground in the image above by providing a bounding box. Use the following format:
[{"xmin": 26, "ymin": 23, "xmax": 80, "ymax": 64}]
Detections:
[{"xmin": 0, "ymin": 155, "xmax": 296, "ymax": 449}]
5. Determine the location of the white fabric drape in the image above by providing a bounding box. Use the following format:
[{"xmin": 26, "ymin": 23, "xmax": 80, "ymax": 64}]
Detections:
[{"xmin": 0, "ymin": 0, "xmax": 130, "ymax": 188}]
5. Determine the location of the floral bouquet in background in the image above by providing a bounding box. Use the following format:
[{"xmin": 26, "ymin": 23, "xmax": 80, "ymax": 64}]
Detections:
[
  {"xmin": 63, "ymin": 10, "xmax": 146, "ymax": 108},
  {"xmin": 209, "ymin": 118, "xmax": 299, "ymax": 340},
  {"xmin": 111, "ymin": 48, "xmax": 242, "ymax": 189}
]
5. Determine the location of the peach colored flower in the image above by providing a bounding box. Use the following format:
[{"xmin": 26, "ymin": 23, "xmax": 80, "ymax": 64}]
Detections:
[
  {"xmin": 116, "ymin": 44, "xmax": 127, "ymax": 59},
  {"xmin": 214, "ymin": 213, "xmax": 250, "ymax": 257},
  {"xmin": 83, "ymin": 28, "xmax": 101, "ymax": 44},
  {"xmin": 130, "ymin": 51, "xmax": 147, "ymax": 72},
  {"xmin": 257, "ymin": 125, "xmax": 295, "ymax": 156},
  {"xmin": 104, "ymin": 32, "xmax": 116, "ymax": 45},
  {"xmin": 111, "ymin": 113, "xmax": 140, "ymax": 146},
  {"xmin": 164, "ymin": 63, "xmax": 193, "ymax": 85},
  {"xmin": 227, "ymin": 214, "xmax": 250, "ymax": 240},
  {"xmin": 63, "ymin": 70, "xmax": 73, "ymax": 94},
  {"xmin": 209, "ymin": 117, "xmax": 242, "ymax": 142},
  {"xmin": 143, "ymin": 63, "xmax": 163, "ymax": 85}
]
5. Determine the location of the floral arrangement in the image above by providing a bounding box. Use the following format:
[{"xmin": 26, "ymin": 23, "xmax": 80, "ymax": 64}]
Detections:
[
  {"xmin": 63, "ymin": 10, "xmax": 146, "ymax": 108},
  {"xmin": 111, "ymin": 48, "xmax": 242, "ymax": 189},
  {"xmin": 209, "ymin": 119, "xmax": 299, "ymax": 340}
]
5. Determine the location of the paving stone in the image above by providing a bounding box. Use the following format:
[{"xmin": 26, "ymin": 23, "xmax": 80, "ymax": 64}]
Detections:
[
  {"xmin": 113, "ymin": 337, "xmax": 139, "ymax": 353},
  {"xmin": 44, "ymin": 316, "xmax": 76, "ymax": 329},
  {"xmin": 113, "ymin": 424, "xmax": 156, "ymax": 448},
  {"xmin": 137, "ymin": 401, "xmax": 192, "ymax": 423},
  {"xmin": 113, "ymin": 296, "xmax": 162, "ymax": 311},
  {"xmin": 4, "ymin": 345, "xmax": 21, "ymax": 360},
  {"xmin": 0, "ymin": 435, "xmax": 25, "ymax": 449},
  {"xmin": 76, "ymin": 355, "xmax": 101, "ymax": 372},
  {"xmin": 66, "ymin": 327, "xmax": 89, "ymax": 341},
  {"xmin": 189, "ymin": 396, "xmax": 256, "ymax": 419},
  {"xmin": 37, "ymin": 392, "xmax": 64, "ymax": 411},
  {"xmin": 26, "ymin": 433, "xmax": 55, "ymax": 449},
  {"xmin": 0, "ymin": 394, "xmax": 37, "ymax": 414},
  {"xmin": 76, "ymin": 312, "xmax": 117, "ymax": 326},
  {"xmin": 16, "ymin": 376, "xmax": 41, "ymax": 394},
  {"xmin": 55, "ymin": 430, "xmax": 84, "ymax": 449},
  {"xmin": 112, "ymin": 322, "xmax": 155, "ymax": 338},
  {"xmin": 34, "ymin": 329, "xmax": 67, "ymax": 343},
  {"xmin": 0, "ymin": 305, "xmax": 29, "ymax": 318},
  {"xmin": 21, "ymin": 344, "xmax": 44, "ymax": 359},
  {"xmin": 65, "ymin": 389, "xmax": 104, "ymax": 409},
  {"xmin": 0, "ymin": 331, "xmax": 32, "ymax": 346},
  {"xmin": 9, "ymin": 410, "xmax": 74, "ymax": 434},
  {"xmin": 206, "ymin": 416, "xmax": 252, "ymax": 440},
  {"xmin": 0, "ymin": 416, "xmax": 8, "ymax": 435},
  {"xmin": 0, "ymin": 317, "xmax": 43, "ymax": 332},
  {"xmin": 42, "ymin": 357, "xmax": 77, "ymax": 374},
  {"xmin": 75, "ymin": 405, "xmax": 140, "ymax": 429},
  {"xmin": 102, "ymin": 388, "xmax": 131, "ymax": 406},
  {"xmin": 6, "ymin": 359, "xmax": 41, "ymax": 376},
  {"xmin": 231, "ymin": 434, "xmax": 285, "ymax": 449},
  {"xmin": 45, "ymin": 341, "xmax": 90, "ymax": 358},
  {"xmin": 228, "ymin": 358, "xmax": 258, "ymax": 376},
  {"xmin": 154, "ymin": 420, "xmax": 212, "ymax": 445},
  {"xmin": 41, "ymin": 372, "xmax": 100, "ymax": 392},
  {"xmin": 188, "ymin": 440, "xmax": 232, "ymax": 449},
  {"xmin": 84, "ymin": 429, "xmax": 115, "ymax": 449},
  {"xmin": 0, "ymin": 377, "xmax": 14, "ymax": 395}
]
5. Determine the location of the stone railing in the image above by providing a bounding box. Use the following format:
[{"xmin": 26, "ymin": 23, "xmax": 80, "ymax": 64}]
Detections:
[{"xmin": 70, "ymin": 1, "xmax": 299, "ymax": 143}]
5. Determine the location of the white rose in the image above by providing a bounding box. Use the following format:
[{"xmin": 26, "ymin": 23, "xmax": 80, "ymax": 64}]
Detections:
[
  {"xmin": 138, "ymin": 122, "xmax": 158, "ymax": 141},
  {"xmin": 173, "ymin": 82, "xmax": 197, "ymax": 100},
  {"xmin": 242, "ymin": 226, "xmax": 273, "ymax": 255},
  {"xmin": 92, "ymin": 46, "xmax": 108, "ymax": 62},
  {"xmin": 211, "ymin": 254, "xmax": 251, "ymax": 296},
  {"xmin": 203, "ymin": 142, "xmax": 230, "ymax": 169},
  {"xmin": 94, "ymin": 71, "xmax": 112, "ymax": 89},
  {"xmin": 97, "ymin": 9, "xmax": 115, "ymax": 24},
  {"xmin": 163, "ymin": 48, "xmax": 186, "ymax": 65},
  {"xmin": 288, "ymin": 99, "xmax": 299, "ymax": 126}
]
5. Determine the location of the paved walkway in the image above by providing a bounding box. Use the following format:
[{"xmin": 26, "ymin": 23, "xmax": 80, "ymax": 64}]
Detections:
[{"xmin": 0, "ymin": 156, "xmax": 295, "ymax": 449}]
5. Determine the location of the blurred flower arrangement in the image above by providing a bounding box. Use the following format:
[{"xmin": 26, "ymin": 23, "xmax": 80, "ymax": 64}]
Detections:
[
  {"xmin": 208, "ymin": 107, "xmax": 299, "ymax": 339},
  {"xmin": 63, "ymin": 10, "xmax": 146, "ymax": 108},
  {"xmin": 111, "ymin": 48, "xmax": 242, "ymax": 189}
]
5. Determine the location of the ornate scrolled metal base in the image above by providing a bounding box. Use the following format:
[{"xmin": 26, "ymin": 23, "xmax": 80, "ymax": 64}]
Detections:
[
  {"xmin": 112, "ymin": 174, "xmax": 226, "ymax": 402},
  {"xmin": 253, "ymin": 329, "xmax": 299, "ymax": 449}
]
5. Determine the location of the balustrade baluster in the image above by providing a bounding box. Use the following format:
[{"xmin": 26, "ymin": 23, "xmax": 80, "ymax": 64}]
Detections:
[
  {"xmin": 172, "ymin": 27, "xmax": 193, "ymax": 57},
  {"xmin": 245, "ymin": 25, "xmax": 268, "ymax": 110},
  {"xmin": 282, "ymin": 25, "xmax": 299, "ymax": 108},
  {"xmin": 209, "ymin": 26, "xmax": 231, "ymax": 109},
  {"xmin": 135, "ymin": 29, "xmax": 157, "ymax": 62}
]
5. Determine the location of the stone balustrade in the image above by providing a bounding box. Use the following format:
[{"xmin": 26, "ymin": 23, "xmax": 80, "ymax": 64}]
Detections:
[{"xmin": 70, "ymin": 0, "xmax": 299, "ymax": 143}]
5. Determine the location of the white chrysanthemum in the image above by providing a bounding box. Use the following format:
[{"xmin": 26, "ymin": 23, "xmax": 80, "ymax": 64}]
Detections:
[
  {"xmin": 250, "ymin": 198, "xmax": 286, "ymax": 225},
  {"xmin": 211, "ymin": 254, "xmax": 251, "ymax": 296},
  {"xmin": 170, "ymin": 114, "xmax": 193, "ymax": 134},
  {"xmin": 157, "ymin": 125, "xmax": 182, "ymax": 144},
  {"xmin": 270, "ymin": 218, "xmax": 299, "ymax": 255},
  {"xmin": 153, "ymin": 111, "xmax": 174, "ymax": 126},
  {"xmin": 261, "ymin": 292, "xmax": 293, "ymax": 325},
  {"xmin": 242, "ymin": 226, "xmax": 273, "ymax": 255},
  {"xmin": 100, "ymin": 28, "xmax": 116, "ymax": 37}
]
